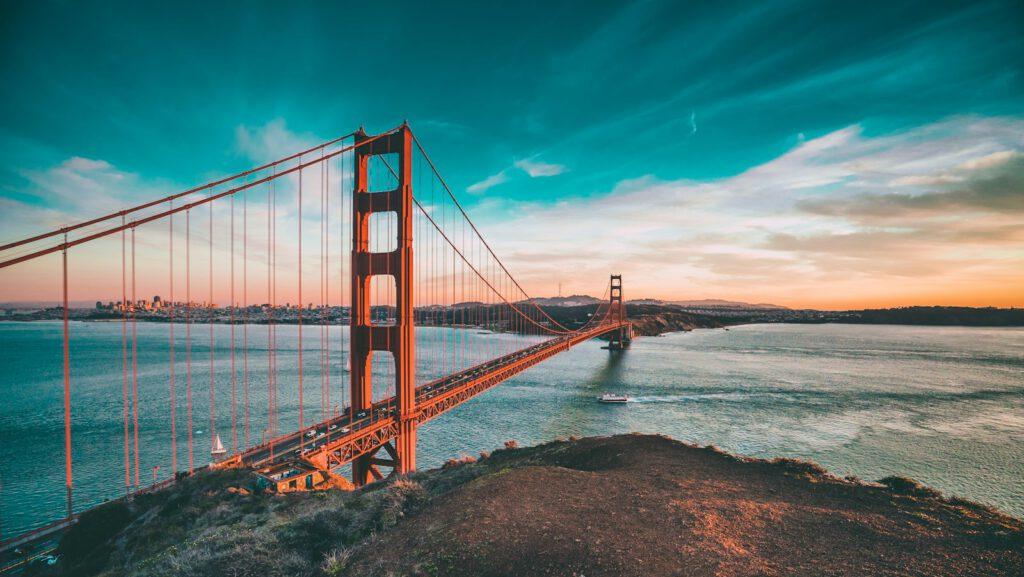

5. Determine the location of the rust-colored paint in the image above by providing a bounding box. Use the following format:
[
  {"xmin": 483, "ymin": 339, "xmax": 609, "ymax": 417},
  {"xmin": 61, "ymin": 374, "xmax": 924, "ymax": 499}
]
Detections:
[
  {"xmin": 351, "ymin": 125, "xmax": 417, "ymax": 486},
  {"xmin": 607, "ymin": 275, "xmax": 632, "ymax": 350}
]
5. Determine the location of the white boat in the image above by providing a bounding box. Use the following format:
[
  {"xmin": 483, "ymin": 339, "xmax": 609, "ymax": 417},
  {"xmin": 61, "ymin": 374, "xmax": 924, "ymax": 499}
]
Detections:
[
  {"xmin": 598, "ymin": 393, "xmax": 630, "ymax": 404},
  {"xmin": 210, "ymin": 434, "xmax": 227, "ymax": 457}
]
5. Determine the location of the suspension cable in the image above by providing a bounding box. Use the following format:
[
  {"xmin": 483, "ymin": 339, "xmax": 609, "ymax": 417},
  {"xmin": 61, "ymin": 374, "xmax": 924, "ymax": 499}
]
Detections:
[
  {"xmin": 0, "ymin": 128, "xmax": 402, "ymax": 270},
  {"xmin": 0, "ymin": 132, "xmax": 361, "ymax": 252},
  {"xmin": 410, "ymin": 130, "xmax": 576, "ymax": 332}
]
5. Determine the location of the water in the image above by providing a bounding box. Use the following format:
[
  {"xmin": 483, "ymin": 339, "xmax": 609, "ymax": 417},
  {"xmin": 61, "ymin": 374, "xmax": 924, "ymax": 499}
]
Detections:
[{"xmin": 1, "ymin": 322, "xmax": 1022, "ymax": 536}]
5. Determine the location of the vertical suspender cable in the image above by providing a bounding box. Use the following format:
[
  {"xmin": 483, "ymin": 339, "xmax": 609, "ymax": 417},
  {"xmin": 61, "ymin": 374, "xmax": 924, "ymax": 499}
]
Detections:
[
  {"xmin": 231, "ymin": 195, "xmax": 237, "ymax": 453},
  {"xmin": 169, "ymin": 203, "xmax": 177, "ymax": 474},
  {"xmin": 209, "ymin": 201, "xmax": 215, "ymax": 454},
  {"xmin": 298, "ymin": 160, "xmax": 304, "ymax": 433},
  {"xmin": 267, "ymin": 171, "xmax": 273, "ymax": 444},
  {"xmin": 131, "ymin": 226, "xmax": 139, "ymax": 488},
  {"xmin": 121, "ymin": 221, "xmax": 129, "ymax": 492},
  {"xmin": 269, "ymin": 166, "xmax": 277, "ymax": 454},
  {"xmin": 186, "ymin": 210, "xmax": 193, "ymax": 473},
  {"xmin": 342, "ymin": 146, "xmax": 350, "ymax": 422},
  {"xmin": 243, "ymin": 187, "xmax": 250, "ymax": 449},
  {"xmin": 62, "ymin": 235, "xmax": 72, "ymax": 519},
  {"xmin": 320, "ymin": 154, "xmax": 326, "ymax": 419}
]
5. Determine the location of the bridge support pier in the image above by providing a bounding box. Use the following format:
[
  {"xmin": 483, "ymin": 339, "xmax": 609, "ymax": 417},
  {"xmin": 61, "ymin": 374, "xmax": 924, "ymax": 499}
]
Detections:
[{"xmin": 351, "ymin": 125, "xmax": 417, "ymax": 486}]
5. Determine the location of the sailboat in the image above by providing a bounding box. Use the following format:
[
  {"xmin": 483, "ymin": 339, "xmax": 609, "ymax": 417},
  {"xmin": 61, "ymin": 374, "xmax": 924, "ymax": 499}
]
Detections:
[{"xmin": 210, "ymin": 434, "xmax": 227, "ymax": 460}]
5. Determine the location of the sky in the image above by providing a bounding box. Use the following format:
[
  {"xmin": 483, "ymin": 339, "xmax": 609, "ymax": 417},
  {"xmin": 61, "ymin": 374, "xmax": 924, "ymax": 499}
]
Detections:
[{"xmin": 1, "ymin": 0, "xmax": 1022, "ymax": 309}]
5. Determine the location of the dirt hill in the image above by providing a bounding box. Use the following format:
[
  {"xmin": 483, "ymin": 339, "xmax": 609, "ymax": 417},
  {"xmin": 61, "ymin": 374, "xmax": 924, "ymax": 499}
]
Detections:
[{"xmin": 42, "ymin": 435, "xmax": 1022, "ymax": 577}]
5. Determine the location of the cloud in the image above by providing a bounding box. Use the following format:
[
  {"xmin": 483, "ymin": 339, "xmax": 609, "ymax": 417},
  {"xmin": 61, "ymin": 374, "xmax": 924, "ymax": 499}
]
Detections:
[
  {"xmin": 514, "ymin": 158, "xmax": 567, "ymax": 178},
  {"xmin": 467, "ymin": 156, "xmax": 566, "ymax": 195},
  {"xmin": 472, "ymin": 116, "xmax": 1024, "ymax": 308},
  {"xmin": 467, "ymin": 170, "xmax": 508, "ymax": 194},
  {"xmin": 4, "ymin": 115, "xmax": 1022, "ymax": 309},
  {"xmin": 799, "ymin": 153, "xmax": 1024, "ymax": 220},
  {"xmin": 2, "ymin": 118, "xmax": 340, "ymax": 303},
  {"xmin": 18, "ymin": 156, "xmax": 150, "ymax": 222},
  {"xmin": 234, "ymin": 119, "xmax": 318, "ymax": 164},
  {"xmin": 957, "ymin": 150, "xmax": 1020, "ymax": 171}
]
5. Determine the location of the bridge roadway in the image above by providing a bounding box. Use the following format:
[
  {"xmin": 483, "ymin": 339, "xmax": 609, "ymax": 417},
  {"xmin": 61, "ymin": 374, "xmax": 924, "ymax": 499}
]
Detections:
[{"xmin": 231, "ymin": 321, "xmax": 630, "ymax": 473}]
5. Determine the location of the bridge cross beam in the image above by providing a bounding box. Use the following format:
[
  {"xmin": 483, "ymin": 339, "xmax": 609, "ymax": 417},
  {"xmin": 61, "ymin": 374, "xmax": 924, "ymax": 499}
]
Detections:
[{"xmin": 351, "ymin": 125, "xmax": 417, "ymax": 486}]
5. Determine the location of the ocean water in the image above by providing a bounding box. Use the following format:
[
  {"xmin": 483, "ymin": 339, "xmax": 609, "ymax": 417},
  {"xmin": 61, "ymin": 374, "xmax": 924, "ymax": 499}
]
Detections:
[{"xmin": 1, "ymin": 321, "xmax": 1022, "ymax": 537}]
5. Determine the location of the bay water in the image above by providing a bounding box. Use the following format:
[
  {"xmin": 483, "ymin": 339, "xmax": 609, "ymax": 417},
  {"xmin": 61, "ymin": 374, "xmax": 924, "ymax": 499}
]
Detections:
[{"xmin": 1, "ymin": 321, "xmax": 1021, "ymax": 537}]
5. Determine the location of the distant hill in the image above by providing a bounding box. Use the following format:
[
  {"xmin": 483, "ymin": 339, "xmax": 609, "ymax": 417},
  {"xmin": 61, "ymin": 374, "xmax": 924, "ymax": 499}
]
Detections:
[
  {"xmin": 526, "ymin": 295, "xmax": 788, "ymax": 309},
  {"xmin": 813, "ymin": 306, "xmax": 1024, "ymax": 327},
  {"xmin": 629, "ymin": 298, "xmax": 789, "ymax": 310},
  {"xmin": 527, "ymin": 295, "xmax": 604, "ymax": 307}
]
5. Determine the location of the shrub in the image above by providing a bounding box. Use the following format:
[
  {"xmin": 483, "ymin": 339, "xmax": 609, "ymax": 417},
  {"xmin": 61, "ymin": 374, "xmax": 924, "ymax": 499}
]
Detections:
[
  {"xmin": 442, "ymin": 455, "xmax": 476, "ymax": 469},
  {"xmin": 321, "ymin": 548, "xmax": 353, "ymax": 576},
  {"xmin": 56, "ymin": 500, "xmax": 132, "ymax": 575},
  {"xmin": 878, "ymin": 476, "xmax": 942, "ymax": 498},
  {"xmin": 372, "ymin": 479, "xmax": 428, "ymax": 532}
]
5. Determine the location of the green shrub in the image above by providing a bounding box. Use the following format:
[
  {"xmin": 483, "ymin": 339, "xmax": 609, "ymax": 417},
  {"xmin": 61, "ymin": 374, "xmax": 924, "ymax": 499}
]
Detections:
[{"xmin": 57, "ymin": 500, "xmax": 132, "ymax": 575}]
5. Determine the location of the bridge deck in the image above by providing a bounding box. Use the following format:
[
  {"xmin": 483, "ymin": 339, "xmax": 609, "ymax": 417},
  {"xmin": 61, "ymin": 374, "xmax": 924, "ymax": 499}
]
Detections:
[{"xmin": 230, "ymin": 321, "xmax": 629, "ymax": 472}]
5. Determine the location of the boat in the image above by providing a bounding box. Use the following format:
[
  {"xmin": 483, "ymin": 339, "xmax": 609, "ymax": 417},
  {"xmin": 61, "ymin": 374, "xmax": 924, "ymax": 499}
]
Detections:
[
  {"xmin": 210, "ymin": 434, "xmax": 227, "ymax": 458},
  {"xmin": 598, "ymin": 393, "xmax": 630, "ymax": 404}
]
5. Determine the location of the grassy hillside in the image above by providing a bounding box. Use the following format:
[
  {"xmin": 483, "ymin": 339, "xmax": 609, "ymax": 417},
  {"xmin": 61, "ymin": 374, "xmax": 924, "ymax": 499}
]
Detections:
[{"xmin": 34, "ymin": 435, "xmax": 1023, "ymax": 577}]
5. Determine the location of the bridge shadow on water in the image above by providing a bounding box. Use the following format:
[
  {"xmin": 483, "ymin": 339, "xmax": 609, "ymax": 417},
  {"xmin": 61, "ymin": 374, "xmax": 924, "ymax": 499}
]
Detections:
[
  {"xmin": 581, "ymin": 349, "xmax": 628, "ymax": 391},
  {"xmin": 539, "ymin": 349, "xmax": 629, "ymax": 439}
]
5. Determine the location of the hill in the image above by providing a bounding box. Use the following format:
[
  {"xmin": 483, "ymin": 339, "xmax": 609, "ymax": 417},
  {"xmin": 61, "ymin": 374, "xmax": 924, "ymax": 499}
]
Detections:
[
  {"xmin": 536, "ymin": 303, "xmax": 724, "ymax": 336},
  {"xmin": 39, "ymin": 435, "xmax": 1022, "ymax": 577},
  {"xmin": 630, "ymin": 298, "xmax": 790, "ymax": 310},
  {"xmin": 526, "ymin": 295, "xmax": 604, "ymax": 307}
]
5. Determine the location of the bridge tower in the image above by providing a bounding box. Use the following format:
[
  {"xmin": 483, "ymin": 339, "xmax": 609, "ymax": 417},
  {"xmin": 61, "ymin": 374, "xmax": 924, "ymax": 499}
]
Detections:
[
  {"xmin": 607, "ymin": 274, "xmax": 632, "ymax": 350},
  {"xmin": 351, "ymin": 125, "xmax": 416, "ymax": 485}
]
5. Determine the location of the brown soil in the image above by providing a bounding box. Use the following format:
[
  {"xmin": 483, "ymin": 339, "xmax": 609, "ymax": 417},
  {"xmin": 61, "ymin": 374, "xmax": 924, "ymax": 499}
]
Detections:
[{"xmin": 345, "ymin": 434, "xmax": 1023, "ymax": 577}]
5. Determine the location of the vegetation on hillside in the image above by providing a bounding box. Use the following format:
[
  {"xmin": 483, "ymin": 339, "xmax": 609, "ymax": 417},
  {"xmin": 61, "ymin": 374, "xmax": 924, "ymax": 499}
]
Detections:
[{"xmin": 29, "ymin": 435, "xmax": 1024, "ymax": 577}]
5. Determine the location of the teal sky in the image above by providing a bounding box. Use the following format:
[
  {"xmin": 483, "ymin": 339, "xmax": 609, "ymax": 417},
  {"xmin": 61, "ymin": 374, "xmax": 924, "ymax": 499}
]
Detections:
[{"xmin": 2, "ymin": 0, "xmax": 1023, "ymax": 308}]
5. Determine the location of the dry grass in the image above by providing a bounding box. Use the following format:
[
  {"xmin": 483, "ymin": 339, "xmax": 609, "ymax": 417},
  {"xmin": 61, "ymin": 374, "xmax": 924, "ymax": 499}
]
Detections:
[{"xmin": 30, "ymin": 434, "xmax": 1023, "ymax": 577}]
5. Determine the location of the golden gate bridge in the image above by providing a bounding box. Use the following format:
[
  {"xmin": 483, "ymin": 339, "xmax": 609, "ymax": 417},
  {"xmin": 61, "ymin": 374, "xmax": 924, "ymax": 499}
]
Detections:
[{"xmin": 0, "ymin": 123, "xmax": 631, "ymax": 553}]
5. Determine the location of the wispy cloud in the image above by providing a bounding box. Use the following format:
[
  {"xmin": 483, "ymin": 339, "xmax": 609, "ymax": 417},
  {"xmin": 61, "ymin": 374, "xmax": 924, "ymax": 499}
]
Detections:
[
  {"xmin": 514, "ymin": 158, "xmax": 567, "ymax": 177},
  {"xmin": 799, "ymin": 153, "xmax": 1024, "ymax": 220},
  {"xmin": 234, "ymin": 119, "xmax": 318, "ymax": 164},
  {"xmin": 16, "ymin": 156, "xmax": 161, "ymax": 229},
  {"xmin": 468, "ymin": 156, "xmax": 566, "ymax": 194},
  {"xmin": 467, "ymin": 170, "xmax": 508, "ymax": 194}
]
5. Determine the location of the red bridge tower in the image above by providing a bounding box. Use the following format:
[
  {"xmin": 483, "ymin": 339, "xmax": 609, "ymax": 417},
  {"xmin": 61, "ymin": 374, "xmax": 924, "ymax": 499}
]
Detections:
[
  {"xmin": 350, "ymin": 125, "xmax": 416, "ymax": 485},
  {"xmin": 607, "ymin": 274, "xmax": 632, "ymax": 350}
]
